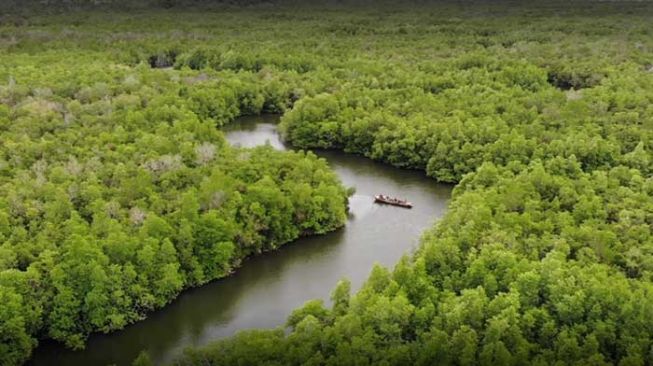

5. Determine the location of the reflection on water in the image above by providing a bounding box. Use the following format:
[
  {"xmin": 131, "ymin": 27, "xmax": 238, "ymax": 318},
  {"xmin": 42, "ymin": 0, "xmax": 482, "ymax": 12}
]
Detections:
[{"xmin": 31, "ymin": 115, "xmax": 451, "ymax": 366}]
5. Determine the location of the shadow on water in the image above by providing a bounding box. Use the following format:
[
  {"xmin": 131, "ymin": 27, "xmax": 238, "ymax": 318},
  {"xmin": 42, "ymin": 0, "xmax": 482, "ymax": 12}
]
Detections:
[{"xmin": 30, "ymin": 115, "xmax": 451, "ymax": 366}]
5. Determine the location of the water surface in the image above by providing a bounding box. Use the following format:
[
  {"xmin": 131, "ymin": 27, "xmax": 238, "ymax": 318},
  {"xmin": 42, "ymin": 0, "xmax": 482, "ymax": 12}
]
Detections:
[{"xmin": 31, "ymin": 115, "xmax": 451, "ymax": 366}]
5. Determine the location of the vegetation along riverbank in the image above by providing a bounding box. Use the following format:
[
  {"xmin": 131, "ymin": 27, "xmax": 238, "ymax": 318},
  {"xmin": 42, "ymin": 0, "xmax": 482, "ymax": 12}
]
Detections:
[{"xmin": 2, "ymin": 0, "xmax": 653, "ymax": 365}]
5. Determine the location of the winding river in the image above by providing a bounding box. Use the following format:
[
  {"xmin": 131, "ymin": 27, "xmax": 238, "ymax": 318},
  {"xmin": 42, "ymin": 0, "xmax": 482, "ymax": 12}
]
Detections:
[{"xmin": 30, "ymin": 115, "xmax": 451, "ymax": 366}]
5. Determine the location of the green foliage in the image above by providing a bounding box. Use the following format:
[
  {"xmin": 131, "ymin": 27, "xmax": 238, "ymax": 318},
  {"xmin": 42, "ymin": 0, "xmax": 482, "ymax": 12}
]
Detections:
[
  {"xmin": 3, "ymin": 1, "xmax": 653, "ymax": 365},
  {"xmin": 0, "ymin": 286, "xmax": 36, "ymax": 365},
  {"xmin": 132, "ymin": 351, "xmax": 154, "ymax": 366}
]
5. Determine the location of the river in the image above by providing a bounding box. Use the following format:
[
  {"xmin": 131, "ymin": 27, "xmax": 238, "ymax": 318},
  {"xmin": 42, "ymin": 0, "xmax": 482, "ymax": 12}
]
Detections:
[{"xmin": 30, "ymin": 115, "xmax": 451, "ymax": 366}]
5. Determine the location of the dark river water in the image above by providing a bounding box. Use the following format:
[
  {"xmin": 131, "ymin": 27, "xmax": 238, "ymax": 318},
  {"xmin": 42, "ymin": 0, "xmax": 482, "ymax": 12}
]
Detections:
[{"xmin": 30, "ymin": 115, "xmax": 451, "ymax": 366}]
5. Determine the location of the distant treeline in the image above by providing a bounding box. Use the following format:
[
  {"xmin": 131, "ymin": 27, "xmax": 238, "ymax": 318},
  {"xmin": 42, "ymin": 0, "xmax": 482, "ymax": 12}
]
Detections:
[{"xmin": 1, "ymin": 0, "xmax": 649, "ymax": 12}]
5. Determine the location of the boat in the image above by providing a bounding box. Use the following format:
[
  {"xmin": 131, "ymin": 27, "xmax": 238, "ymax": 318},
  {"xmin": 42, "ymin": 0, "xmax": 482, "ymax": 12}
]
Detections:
[{"xmin": 374, "ymin": 194, "xmax": 413, "ymax": 208}]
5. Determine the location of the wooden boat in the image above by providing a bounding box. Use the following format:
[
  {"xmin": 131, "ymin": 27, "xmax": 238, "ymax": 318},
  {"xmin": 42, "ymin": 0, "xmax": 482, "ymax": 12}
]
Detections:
[{"xmin": 374, "ymin": 194, "xmax": 413, "ymax": 208}]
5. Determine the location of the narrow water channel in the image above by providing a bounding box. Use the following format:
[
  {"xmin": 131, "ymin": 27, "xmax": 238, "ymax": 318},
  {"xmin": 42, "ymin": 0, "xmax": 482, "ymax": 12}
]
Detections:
[{"xmin": 30, "ymin": 115, "xmax": 452, "ymax": 366}]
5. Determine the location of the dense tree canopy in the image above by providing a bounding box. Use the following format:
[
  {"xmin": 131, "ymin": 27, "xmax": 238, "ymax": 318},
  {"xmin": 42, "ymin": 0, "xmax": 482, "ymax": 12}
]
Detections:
[{"xmin": 1, "ymin": 1, "xmax": 653, "ymax": 365}]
